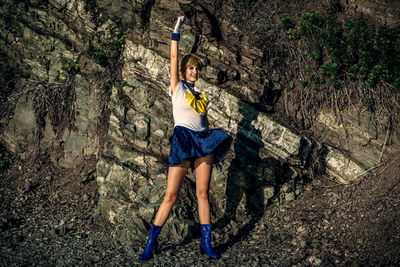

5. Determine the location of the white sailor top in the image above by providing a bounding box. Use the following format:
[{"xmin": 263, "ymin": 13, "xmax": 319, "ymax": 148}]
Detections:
[{"xmin": 169, "ymin": 81, "xmax": 209, "ymax": 132}]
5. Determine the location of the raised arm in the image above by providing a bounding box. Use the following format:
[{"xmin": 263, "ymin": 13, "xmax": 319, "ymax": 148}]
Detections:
[{"xmin": 170, "ymin": 16, "xmax": 186, "ymax": 95}]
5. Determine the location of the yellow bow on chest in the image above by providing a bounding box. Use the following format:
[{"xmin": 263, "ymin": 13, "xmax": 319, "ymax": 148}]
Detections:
[{"xmin": 185, "ymin": 91, "xmax": 207, "ymax": 113}]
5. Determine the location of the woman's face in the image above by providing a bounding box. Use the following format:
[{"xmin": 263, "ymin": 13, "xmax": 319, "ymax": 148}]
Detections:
[{"xmin": 185, "ymin": 65, "xmax": 200, "ymax": 83}]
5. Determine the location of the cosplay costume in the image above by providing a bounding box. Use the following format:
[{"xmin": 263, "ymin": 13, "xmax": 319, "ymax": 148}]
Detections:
[
  {"xmin": 139, "ymin": 16, "xmax": 224, "ymax": 261},
  {"xmin": 168, "ymin": 80, "xmax": 232, "ymax": 169}
]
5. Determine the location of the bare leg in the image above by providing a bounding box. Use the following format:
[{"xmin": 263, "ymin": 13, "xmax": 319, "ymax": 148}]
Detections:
[
  {"xmin": 194, "ymin": 154, "xmax": 214, "ymax": 224},
  {"xmin": 153, "ymin": 160, "xmax": 191, "ymax": 226}
]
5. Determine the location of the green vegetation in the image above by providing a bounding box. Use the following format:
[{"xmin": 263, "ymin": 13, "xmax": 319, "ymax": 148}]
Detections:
[
  {"xmin": 59, "ymin": 53, "xmax": 80, "ymax": 76},
  {"xmin": 138, "ymin": 0, "xmax": 155, "ymax": 32},
  {"xmin": 95, "ymin": 34, "xmax": 126, "ymax": 67},
  {"xmin": 0, "ymin": 144, "xmax": 19, "ymax": 171},
  {"xmin": 93, "ymin": 34, "xmax": 126, "ymax": 95},
  {"xmin": 283, "ymin": 10, "xmax": 400, "ymax": 132},
  {"xmin": 285, "ymin": 12, "xmax": 400, "ymax": 107},
  {"xmin": 282, "ymin": 15, "xmax": 295, "ymax": 30},
  {"xmin": 99, "ymin": 80, "xmax": 128, "ymax": 94},
  {"xmin": 97, "ymin": 77, "xmax": 114, "ymax": 94},
  {"xmin": 237, "ymin": 0, "xmax": 256, "ymax": 7},
  {"xmin": 143, "ymin": 5, "xmax": 152, "ymax": 31},
  {"xmin": 0, "ymin": 49, "xmax": 20, "ymax": 101},
  {"xmin": 282, "ymin": 12, "xmax": 400, "ymax": 117},
  {"xmin": 116, "ymin": 81, "xmax": 128, "ymax": 88}
]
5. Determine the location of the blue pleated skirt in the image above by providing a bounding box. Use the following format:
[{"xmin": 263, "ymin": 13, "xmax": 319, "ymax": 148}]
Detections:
[{"xmin": 169, "ymin": 126, "xmax": 232, "ymax": 170}]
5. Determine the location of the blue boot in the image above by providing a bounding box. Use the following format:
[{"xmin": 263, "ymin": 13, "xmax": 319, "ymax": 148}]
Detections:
[
  {"xmin": 200, "ymin": 224, "xmax": 220, "ymax": 259},
  {"xmin": 138, "ymin": 225, "xmax": 162, "ymax": 260}
]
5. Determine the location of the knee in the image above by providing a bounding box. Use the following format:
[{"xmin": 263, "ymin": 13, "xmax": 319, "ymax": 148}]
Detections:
[
  {"xmin": 163, "ymin": 191, "xmax": 178, "ymax": 204},
  {"xmin": 196, "ymin": 189, "xmax": 209, "ymax": 201}
]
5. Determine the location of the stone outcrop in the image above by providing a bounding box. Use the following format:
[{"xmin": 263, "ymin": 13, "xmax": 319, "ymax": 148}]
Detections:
[
  {"xmin": 0, "ymin": 0, "xmax": 120, "ymax": 166},
  {"xmin": 1, "ymin": 0, "xmax": 399, "ymax": 249},
  {"xmin": 95, "ymin": 1, "xmax": 368, "ymax": 245}
]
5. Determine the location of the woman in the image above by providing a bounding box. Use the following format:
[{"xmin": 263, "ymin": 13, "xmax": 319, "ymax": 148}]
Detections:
[{"xmin": 139, "ymin": 16, "xmax": 232, "ymax": 260}]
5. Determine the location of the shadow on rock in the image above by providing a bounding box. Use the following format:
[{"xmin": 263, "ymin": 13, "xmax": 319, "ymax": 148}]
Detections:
[{"xmin": 214, "ymin": 97, "xmax": 305, "ymax": 253}]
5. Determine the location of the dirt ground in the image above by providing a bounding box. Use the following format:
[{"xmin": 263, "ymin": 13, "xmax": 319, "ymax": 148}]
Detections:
[{"xmin": 1, "ymin": 143, "xmax": 399, "ymax": 266}]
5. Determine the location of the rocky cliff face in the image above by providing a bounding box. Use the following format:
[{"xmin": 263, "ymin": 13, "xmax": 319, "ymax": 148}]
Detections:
[
  {"xmin": 1, "ymin": 0, "xmax": 399, "ymax": 250},
  {"xmin": 0, "ymin": 0, "xmax": 130, "ymax": 167}
]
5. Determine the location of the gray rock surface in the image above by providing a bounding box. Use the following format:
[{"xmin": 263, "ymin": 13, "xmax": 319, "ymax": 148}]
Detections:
[
  {"xmin": 1, "ymin": 0, "xmax": 399, "ymax": 252},
  {"xmin": 95, "ymin": 1, "xmax": 367, "ymax": 245}
]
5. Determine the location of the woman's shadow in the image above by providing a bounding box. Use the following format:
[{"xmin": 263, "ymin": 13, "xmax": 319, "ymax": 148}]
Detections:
[{"xmin": 215, "ymin": 95, "xmax": 282, "ymax": 253}]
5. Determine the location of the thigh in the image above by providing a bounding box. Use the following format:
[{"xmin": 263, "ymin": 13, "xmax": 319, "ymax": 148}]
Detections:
[
  {"xmin": 166, "ymin": 160, "xmax": 191, "ymax": 194},
  {"xmin": 194, "ymin": 154, "xmax": 214, "ymax": 190}
]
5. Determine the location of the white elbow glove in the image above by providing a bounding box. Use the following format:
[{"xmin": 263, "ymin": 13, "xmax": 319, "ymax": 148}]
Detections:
[
  {"xmin": 173, "ymin": 16, "xmax": 186, "ymax": 33},
  {"xmin": 171, "ymin": 16, "xmax": 186, "ymax": 40}
]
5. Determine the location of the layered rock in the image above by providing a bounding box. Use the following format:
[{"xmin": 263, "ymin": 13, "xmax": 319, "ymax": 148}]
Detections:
[
  {"xmin": 1, "ymin": 0, "xmax": 399, "ymax": 252},
  {"xmin": 0, "ymin": 0, "xmax": 126, "ymax": 166},
  {"xmin": 96, "ymin": 39, "xmax": 309, "ymax": 245},
  {"xmin": 95, "ymin": 1, "xmax": 366, "ymax": 245}
]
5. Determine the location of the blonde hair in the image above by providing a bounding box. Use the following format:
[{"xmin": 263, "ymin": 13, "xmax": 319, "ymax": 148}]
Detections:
[{"xmin": 180, "ymin": 54, "xmax": 204, "ymax": 79}]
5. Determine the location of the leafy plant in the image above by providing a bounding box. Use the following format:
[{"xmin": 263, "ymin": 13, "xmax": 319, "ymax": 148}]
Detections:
[
  {"xmin": 291, "ymin": 12, "xmax": 400, "ymax": 90},
  {"xmin": 258, "ymin": 23, "xmax": 270, "ymax": 30},
  {"xmin": 95, "ymin": 34, "xmax": 126, "ymax": 67},
  {"xmin": 237, "ymin": 0, "xmax": 256, "ymax": 7},
  {"xmin": 60, "ymin": 53, "xmax": 80, "ymax": 76},
  {"xmin": 282, "ymin": 15, "xmax": 295, "ymax": 29},
  {"xmin": 0, "ymin": 48, "xmax": 23, "ymax": 103},
  {"xmin": 94, "ymin": 34, "xmax": 126, "ymax": 96},
  {"xmin": 98, "ymin": 77, "xmax": 113, "ymax": 94},
  {"xmin": 116, "ymin": 81, "xmax": 128, "ymax": 88},
  {"xmin": 14, "ymin": 155, "xmax": 20, "ymax": 163},
  {"xmin": 285, "ymin": 11, "xmax": 400, "ymax": 131},
  {"xmin": 300, "ymin": 78, "xmax": 308, "ymax": 86}
]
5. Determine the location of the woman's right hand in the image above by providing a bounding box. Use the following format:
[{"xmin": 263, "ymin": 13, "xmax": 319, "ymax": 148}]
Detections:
[{"xmin": 173, "ymin": 16, "xmax": 186, "ymax": 33}]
